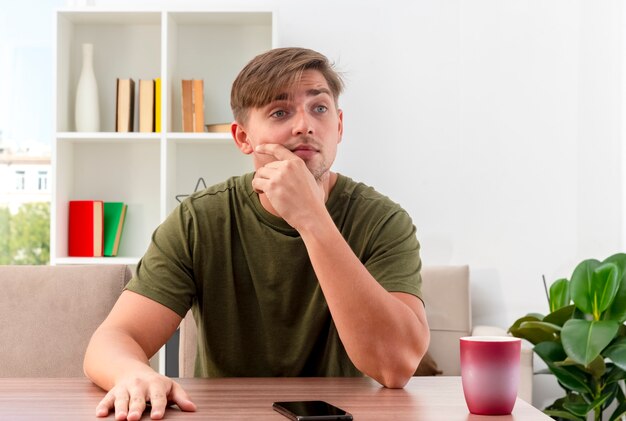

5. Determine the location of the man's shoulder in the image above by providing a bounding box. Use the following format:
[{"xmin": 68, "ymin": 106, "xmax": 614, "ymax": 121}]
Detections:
[{"xmin": 335, "ymin": 174, "xmax": 402, "ymax": 210}]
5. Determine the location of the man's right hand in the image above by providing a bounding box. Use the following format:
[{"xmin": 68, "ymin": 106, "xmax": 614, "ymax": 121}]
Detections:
[
  {"xmin": 95, "ymin": 372, "xmax": 196, "ymax": 420},
  {"xmin": 84, "ymin": 290, "xmax": 195, "ymax": 420}
]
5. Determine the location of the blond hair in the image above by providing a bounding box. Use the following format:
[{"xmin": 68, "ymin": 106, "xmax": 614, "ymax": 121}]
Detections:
[{"xmin": 231, "ymin": 47, "xmax": 344, "ymax": 123}]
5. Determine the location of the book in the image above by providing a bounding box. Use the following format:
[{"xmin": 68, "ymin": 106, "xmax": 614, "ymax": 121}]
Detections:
[
  {"xmin": 138, "ymin": 79, "xmax": 155, "ymax": 133},
  {"xmin": 205, "ymin": 123, "xmax": 231, "ymax": 133},
  {"xmin": 181, "ymin": 79, "xmax": 193, "ymax": 132},
  {"xmin": 116, "ymin": 78, "xmax": 135, "ymax": 132},
  {"xmin": 68, "ymin": 200, "xmax": 104, "ymax": 257},
  {"xmin": 103, "ymin": 202, "xmax": 127, "ymax": 257},
  {"xmin": 192, "ymin": 79, "xmax": 205, "ymax": 132},
  {"xmin": 155, "ymin": 77, "xmax": 161, "ymax": 133}
]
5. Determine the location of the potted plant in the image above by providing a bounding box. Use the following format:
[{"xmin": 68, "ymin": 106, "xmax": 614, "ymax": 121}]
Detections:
[{"xmin": 509, "ymin": 253, "xmax": 626, "ymax": 421}]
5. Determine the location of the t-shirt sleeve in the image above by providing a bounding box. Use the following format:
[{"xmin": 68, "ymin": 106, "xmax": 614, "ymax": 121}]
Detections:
[
  {"xmin": 364, "ymin": 209, "xmax": 422, "ymax": 300},
  {"xmin": 125, "ymin": 203, "xmax": 196, "ymax": 318}
]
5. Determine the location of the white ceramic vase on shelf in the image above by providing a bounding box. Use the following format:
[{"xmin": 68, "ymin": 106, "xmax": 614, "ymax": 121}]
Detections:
[{"xmin": 75, "ymin": 43, "xmax": 100, "ymax": 132}]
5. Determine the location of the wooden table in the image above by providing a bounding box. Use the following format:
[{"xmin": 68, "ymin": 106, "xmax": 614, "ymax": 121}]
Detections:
[{"xmin": 0, "ymin": 376, "xmax": 549, "ymax": 420}]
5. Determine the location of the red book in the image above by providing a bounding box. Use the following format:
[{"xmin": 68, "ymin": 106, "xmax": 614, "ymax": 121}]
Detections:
[{"xmin": 68, "ymin": 200, "xmax": 104, "ymax": 257}]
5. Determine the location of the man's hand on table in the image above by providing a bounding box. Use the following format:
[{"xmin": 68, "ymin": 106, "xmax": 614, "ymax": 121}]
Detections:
[{"xmin": 95, "ymin": 372, "xmax": 196, "ymax": 420}]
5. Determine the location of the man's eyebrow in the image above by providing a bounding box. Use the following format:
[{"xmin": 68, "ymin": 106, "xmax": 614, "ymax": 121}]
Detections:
[
  {"xmin": 306, "ymin": 88, "xmax": 331, "ymax": 97},
  {"xmin": 271, "ymin": 88, "xmax": 332, "ymax": 102}
]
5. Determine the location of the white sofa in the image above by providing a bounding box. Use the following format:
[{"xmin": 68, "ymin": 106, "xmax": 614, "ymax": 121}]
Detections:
[{"xmin": 0, "ymin": 264, "xmax": 131, "ymax": 377}]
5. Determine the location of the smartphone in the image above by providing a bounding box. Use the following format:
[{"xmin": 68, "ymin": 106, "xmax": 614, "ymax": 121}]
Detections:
[{"xmin": 272, "ymin": 400, "xmax": 353, "ymax": 420}]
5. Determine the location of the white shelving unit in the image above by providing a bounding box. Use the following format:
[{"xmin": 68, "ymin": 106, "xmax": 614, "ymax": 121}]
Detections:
[{"xmin": 52, "ymin": 8, "xmax": 275, "ymax": 265}]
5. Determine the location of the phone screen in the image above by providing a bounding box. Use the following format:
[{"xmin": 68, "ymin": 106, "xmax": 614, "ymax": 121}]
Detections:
[{"xmin": 272, "ymin": 400, "xmax": 353, "ymax": 420}]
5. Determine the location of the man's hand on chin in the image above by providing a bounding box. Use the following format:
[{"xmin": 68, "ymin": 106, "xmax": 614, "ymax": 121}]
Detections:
[{"xmin": 251, "ymin": 144, "xmax": 327, "ymax": 230}]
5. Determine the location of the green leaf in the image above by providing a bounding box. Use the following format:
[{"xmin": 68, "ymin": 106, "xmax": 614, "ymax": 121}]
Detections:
[
  {"xmin": 534, "ymin": 341, "xmax": 567, "ymax": 365},
  {"xmin": 544, "ymin": 304, "xmax": 576, "ymax": 327},
  {"xmin": 604, "ymin": 363, "xmax": 626, "ymax": 385},
  {"xmin": 561, "ymin": 319, "xmax": 619, "ymax": 366},
  {"xmin": 610, "ymin": 402, "xmax": 626, "ymax": 421},
  {"xmin": 543, "ymin": 409, "xmax": 585, "ymax": 421},
  {"xmin": 563, "ymin": 389, "xmax": 614, "ymax": 418},
  {"xmin": 555, "ymin": 355, "xmax": 606, "ymax": 377},
  {"xmin": 509, "ymin": 325, "xmax": 556, "ymax": 345},
  {"xmin": 545, "ymin": 395, "xmax": 587, "ymax": 421},
  {"xmin": 571, "ymin": 260, "xmax": 619, "ymax": 319},
  {"xmin": 550, "ymin": 365, "xmax": 592, "ymax": 394},
  {"xmin": 604, "ymin": 253, "xmax": 626, "ymax": 274},
  {"xmin": 585, "ymin": 355, "xmax": 606, "ymax": 378},
  {"xmin": 592, "ymin": 263, "xmax": 620, "ymax": 315},
  {"xmin": 570, "ymin": 259, "xmax": 601, "ymax": 314},
  {"xmin": 562, "ymin": 402, "xmax": 591, "ymax": 417},
  {"xmin": 603, "ymin": 254, "xmax": 626, "ymax": 322},
  {"xmin": 617, "ymin": 381, "xmax": 626, "ymax": 400},
  {"xmin": 534, "ymin": 342, "xmax": 592, "ymax": 393},
  {"xmin": 550, "ymin": 278, "xmax": 571, "ymax": 312},
  {"xmin": 519, "ymin": 321, "xmax": 562, "ymax": 334},
  {"xmin": 508, "ymin": 315, "xmax": 542, "ymax": 331},
  {"xmin": 604, "ymin": 337, "xmax": 626, "ymax": 371}
]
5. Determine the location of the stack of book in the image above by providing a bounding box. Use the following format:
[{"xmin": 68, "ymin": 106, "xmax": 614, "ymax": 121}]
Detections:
[
  {"xmin": 181, "ymin": 79, "xmax": 204, "ymax": 132},
  {"xmin": 116, "ymin": 77, "xmax": 161, "ymax": 133},
  {"xmin": 68, "ymin": 200, "xmax": 128, "ymax": 257}
]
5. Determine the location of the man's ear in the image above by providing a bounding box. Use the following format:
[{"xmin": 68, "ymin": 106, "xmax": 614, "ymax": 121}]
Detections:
[
  {"xmin": 337, "ymin": 109, "xmax": 344, "ymax": 144},
  {"xmin": 232, "ymin": 122, "xmax": 253, "ymax": 154}
]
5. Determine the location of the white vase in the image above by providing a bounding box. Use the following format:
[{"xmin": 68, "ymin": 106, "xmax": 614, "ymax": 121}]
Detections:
[{"xmin": 75, "ymin": 43, "xmax": 100, "ymax": 132}]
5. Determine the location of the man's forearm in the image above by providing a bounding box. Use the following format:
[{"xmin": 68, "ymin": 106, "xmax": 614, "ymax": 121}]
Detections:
[
  {"xmin": 84, "ymin": 327, "xmax": 155, "ymax": 391},
  {"xmin": 298, "ymin": 213, "xmax": 430, "ymax": 388}
]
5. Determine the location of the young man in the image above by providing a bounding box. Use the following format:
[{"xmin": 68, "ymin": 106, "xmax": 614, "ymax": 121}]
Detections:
[{"xmin": 84, "ymin": 47, "xmax": 430, "ymax": 420}]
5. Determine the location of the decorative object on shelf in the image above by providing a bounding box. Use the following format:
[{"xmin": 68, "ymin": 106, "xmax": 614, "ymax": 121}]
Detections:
[
  {"xmin": 509, "ymin": 253, "xmax": 626, "ymax": 421},
  {"xmin": 205, "ymin": 123, "xmax": 231, "ymax": 133},
  {"xmin": 155, "ymin": 77, "xmax": 162, "ymax": 132},
  {"xmin": 75, "ymin": 43, "xmax": 100, "ymax": 132},
  {"xmin": 138, "ymin": 79, "xmax": 155, "ymax": 133},
  {"xmin": 176, "ymin": 177, "xmax": 207, "ymax": 203},
  {"xmin": 116, "ymin": 78, "xmax": 135, "ymax": 132},
  {"xmin": 103, "ymin": 202, "xmax": 127, "ymax": 257},
  {"xmin": 181, "ymin": 79, "xmax": 204, "ymax": 132},
  {"xmin": 68, "ymin": 200, "xmax": 104, "ymax": 256}
]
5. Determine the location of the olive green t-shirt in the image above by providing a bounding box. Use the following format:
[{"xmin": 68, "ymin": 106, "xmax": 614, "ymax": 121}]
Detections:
[{"xmin": 126, "ymin": 172, "xmax": 421, "ymax": 378}]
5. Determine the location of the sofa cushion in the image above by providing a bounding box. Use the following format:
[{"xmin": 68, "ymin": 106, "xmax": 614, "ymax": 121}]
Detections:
[{"xmin": 0, "ymin": 264, "xmax": 131, "ymax": 377}]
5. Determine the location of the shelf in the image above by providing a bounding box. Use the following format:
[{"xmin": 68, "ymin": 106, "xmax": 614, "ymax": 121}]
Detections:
[
  {"xmin": 52, "ymin": 8, "xmax": 274, "ymax": 267},
  {"xmin": 57, "ymin": 11, "xmax": 161, "ymax": 26},
  {"xmin": 166, "ymin": 132, "xmax": 232, "ymax": 143},
  {"xmin": 57, "ymin": 132, "xmax": 161, "ymax": 143}
]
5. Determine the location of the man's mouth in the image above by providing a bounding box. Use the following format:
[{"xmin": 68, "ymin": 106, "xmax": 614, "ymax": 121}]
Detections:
[
  {"xmin": 290, "ymin": 145, "xmax": 319, "ymax": 159},
  {"xmin": 291, "ymin": 145, "xmax": 317, "ymax": 152}
]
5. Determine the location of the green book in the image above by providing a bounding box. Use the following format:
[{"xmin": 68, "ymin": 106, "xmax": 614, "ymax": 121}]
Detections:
[{"xmin": 103, "ymin": 202, "xmax": 127, "ymax": 257}]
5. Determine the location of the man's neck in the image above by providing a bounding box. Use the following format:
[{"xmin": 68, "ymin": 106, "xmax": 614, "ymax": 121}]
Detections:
[{"xmin": 259, "ymin": 171, "xmax": 338, "ymax": 218}]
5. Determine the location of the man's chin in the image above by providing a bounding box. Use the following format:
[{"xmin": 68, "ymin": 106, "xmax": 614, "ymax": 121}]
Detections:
[{"xmin": 309, "ymin": 166, "xmax": 331, "ymax": 181}]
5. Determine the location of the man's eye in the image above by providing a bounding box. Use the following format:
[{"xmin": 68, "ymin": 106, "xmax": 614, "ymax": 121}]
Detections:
[
  {"xmin": 271, "ymin": 110, "xmax": 286, "ymax": 118},
  {"xmin": 315, "ymin": 105, "xmax": 328, "ymax": 113}
]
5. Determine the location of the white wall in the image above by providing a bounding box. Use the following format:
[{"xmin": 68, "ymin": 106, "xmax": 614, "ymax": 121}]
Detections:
[{"xmin": 275, "ymin": 0, "xmax": 624, "ymax": 410}]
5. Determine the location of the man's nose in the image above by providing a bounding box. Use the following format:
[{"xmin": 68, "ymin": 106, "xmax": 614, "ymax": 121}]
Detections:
[{"xmin": 292, "ymin": 109, "xmax": 313, "ymax": 136}]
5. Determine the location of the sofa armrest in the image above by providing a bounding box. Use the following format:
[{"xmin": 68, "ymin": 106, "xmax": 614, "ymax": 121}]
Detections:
[
  {"xmin": 471, "ymin": 325, "xmax": 533, "ymax": 404},
  {"xmin": 471, "ymin": 325, "xmax": 508, "ymax": 336}
]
